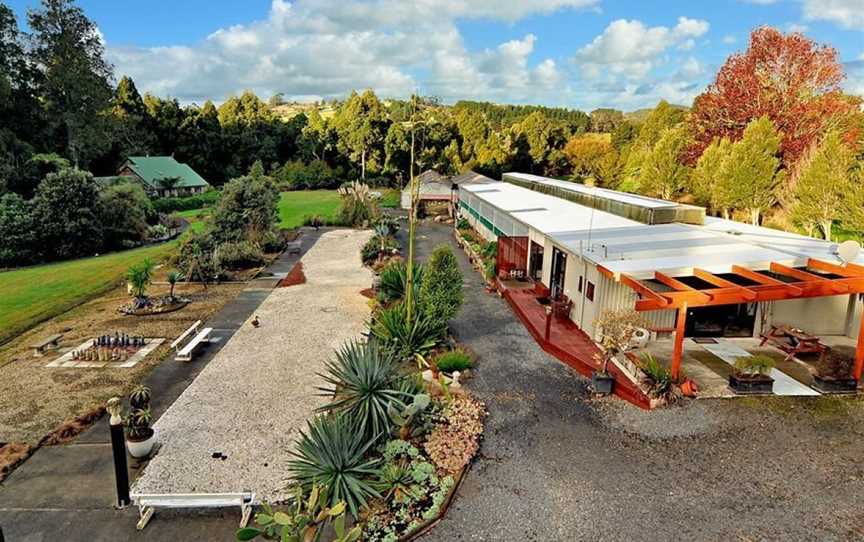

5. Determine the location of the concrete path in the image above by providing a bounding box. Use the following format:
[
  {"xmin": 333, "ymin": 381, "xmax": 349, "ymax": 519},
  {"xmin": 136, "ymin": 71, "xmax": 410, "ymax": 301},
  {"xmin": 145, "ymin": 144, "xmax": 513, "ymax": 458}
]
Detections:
[
  {"xmin": 133, "ymin": 229, "xmax": 372, "ymax": 501},
  {"xmin": 0, "ymin": 230, "xmax": 328, "ymax": 541}
]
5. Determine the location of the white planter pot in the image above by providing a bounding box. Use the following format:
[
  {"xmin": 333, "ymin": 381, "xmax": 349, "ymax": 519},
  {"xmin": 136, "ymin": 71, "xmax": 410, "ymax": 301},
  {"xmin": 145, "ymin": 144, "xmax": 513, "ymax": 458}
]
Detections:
[{"xmin": 126, "ymin": 432, "xmax": 156, "ymax": 458}]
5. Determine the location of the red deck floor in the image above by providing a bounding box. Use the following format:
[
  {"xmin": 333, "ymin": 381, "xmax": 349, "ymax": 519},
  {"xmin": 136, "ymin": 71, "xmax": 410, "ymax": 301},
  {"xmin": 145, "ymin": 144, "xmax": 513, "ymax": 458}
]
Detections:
[{"xmin": 499, "ymin": 282, "xmax": 652, "ymax": 409}]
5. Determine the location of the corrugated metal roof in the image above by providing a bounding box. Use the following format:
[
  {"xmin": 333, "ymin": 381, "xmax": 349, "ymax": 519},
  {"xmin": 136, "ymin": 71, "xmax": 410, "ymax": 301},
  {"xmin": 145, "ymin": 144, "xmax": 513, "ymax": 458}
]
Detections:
[
  {"xmin": 461, "ymin": 177, "xmax": 862, "ymax": 280},
  {"xmin": 126, "ymin": 156, "xmax": 210, "ymax": 189}
]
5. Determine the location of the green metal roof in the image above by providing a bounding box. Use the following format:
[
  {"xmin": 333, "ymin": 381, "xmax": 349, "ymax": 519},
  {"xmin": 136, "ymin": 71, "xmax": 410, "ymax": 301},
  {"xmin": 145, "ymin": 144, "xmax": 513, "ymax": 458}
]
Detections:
[{"xmin": 126, "ymin": 156, "xmax": 210, "ymax": 190}]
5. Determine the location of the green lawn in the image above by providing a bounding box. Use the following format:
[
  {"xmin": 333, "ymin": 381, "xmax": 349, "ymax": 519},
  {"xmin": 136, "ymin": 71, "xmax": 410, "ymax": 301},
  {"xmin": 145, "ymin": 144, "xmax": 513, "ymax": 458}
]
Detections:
[
  {"xmin": 175, "ymin": 208, "xmax": 212, "ymax": 233},
  {"xmin": 379, "ymin": 188, "xmax": 401, "ymax": 208},
  {"xmin": 0, "ymin": 241, "xmax": 178, "ymax": 344},
  {"xmin": 277, "ymin": 190, "xmax": 341, "ymax": 228}
]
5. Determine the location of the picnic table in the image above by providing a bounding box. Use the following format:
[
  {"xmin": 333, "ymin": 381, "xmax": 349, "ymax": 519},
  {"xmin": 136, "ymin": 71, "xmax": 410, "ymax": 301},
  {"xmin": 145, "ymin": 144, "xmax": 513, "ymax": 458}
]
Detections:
[{"xmin": 759, "ymin": 325, "xmax": 830, "ymax": 362}]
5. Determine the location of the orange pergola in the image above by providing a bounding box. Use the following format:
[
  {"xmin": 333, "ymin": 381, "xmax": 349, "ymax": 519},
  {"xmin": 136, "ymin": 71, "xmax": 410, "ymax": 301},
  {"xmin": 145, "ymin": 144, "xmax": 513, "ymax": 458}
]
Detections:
[{"xmin": 599, "ymin": 258, "xmax": 864, "ymax": 382}]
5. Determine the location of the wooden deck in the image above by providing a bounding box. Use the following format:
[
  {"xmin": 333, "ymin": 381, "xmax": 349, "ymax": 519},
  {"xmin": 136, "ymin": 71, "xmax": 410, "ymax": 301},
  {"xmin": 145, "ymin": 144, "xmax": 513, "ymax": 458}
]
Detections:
[{"xmin": 498, "ymin": 281, "xmax": 652, "ymax": 409}]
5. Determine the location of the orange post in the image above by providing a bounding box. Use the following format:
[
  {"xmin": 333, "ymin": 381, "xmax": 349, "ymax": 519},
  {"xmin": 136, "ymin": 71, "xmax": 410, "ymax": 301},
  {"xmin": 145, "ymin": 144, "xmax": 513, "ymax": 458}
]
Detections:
[
  {"xmin": 855, "ymin": 303, "xmax": 864, "ymax": 381},
  {"xmin": 671, "ymin": 303, "xmax": 688, "ymax": 382}
]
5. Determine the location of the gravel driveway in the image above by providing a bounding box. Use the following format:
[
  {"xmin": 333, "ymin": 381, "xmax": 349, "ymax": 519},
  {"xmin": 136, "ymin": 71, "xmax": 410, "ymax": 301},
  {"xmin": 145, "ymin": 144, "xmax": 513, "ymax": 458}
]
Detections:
[
  {"xmin": 414, "ymin": 222, "xmax": 864, "ymax": 542},
  {"xmin": 133, "ymin": 229, "xmax": 373, "ymax": 502}
]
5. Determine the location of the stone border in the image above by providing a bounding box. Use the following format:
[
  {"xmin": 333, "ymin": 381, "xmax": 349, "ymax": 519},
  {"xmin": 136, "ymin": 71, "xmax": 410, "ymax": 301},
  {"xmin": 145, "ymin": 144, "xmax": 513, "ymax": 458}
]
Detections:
[{"xmin": 45, "ymin": 338, "xmax": 165, "ymax": 369}]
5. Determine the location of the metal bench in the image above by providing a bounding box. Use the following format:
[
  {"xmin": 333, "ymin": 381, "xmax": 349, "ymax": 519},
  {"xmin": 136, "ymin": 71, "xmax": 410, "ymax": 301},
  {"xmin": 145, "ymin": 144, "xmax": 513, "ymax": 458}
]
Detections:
[
  {"xmin": 30, "ymin": 334, "xmax": 64, "ymax": 357},
  {"xmin": 131, "ymin": 492, "xmax": 255, "ymax": 530},
  {"xmin": 175, "ymin": 327, "xmax": 212, "ymax": 361}
]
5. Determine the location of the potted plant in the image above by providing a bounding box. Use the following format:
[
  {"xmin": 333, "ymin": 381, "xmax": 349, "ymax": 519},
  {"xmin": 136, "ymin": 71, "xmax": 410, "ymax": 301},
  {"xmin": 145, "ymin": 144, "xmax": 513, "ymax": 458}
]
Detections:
[
  {"xmin": 126, "ymin": 385, "xmax": 156, "ymax": 458},
  {"xmin": 592, "ymin": 310, "xmax": 647, "ymax": 395},
  {"xmin": 729, "ymin": 355, "xmax": 775, "ymax": 394},
  {"xmin": 813, "ymin": 352, "xmax": 857, "ymax": 393}
]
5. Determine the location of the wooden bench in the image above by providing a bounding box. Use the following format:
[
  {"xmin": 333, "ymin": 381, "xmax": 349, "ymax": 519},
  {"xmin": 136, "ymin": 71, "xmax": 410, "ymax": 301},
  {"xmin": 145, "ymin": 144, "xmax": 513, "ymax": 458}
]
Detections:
[
  {"xmin": 170, "ymin": 320, "xmax": 201, "ymax": 350},
  {"xmin": 30, "ymin": 334, "xmax": 64, "ymax": 357},
  {"xmin": 132, "ymin": 492, "xmax": 255, "ymax": 530},
  {"xmin": 286, "ymin": 240, "xmax": 302, "ymax": 255}
]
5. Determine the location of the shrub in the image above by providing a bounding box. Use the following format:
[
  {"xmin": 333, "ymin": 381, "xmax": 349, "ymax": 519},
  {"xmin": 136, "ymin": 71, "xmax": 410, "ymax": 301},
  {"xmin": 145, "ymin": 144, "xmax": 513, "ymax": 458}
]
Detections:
[
  {"xmin": 378, "ymin": 261, "xmax": 423, "ymax": 304},
  {"xmin": 318, "ymin": 340, "xmax": 407, "ymax": 443},
  {"xmin": 216, "ymin": 241, "xmax": 266, "ymax": 270},
  {"xmin": 456, "ymin": 217, "xmax": 470, "ymax": 231},
  {"xmin": 276, "ymin": 159, "xmax": 341, "ymax": 190},
  {"xmin": 236, "ymin": 485, "xmax": 359, "ymax": 542},
  {"xmin": 423, "ymin": 395, "xmax": 486, "ymax": 475},
  {"xmin": 100, "ymin": 181, "xmax": 154, "ymax": 251},
  {"xmin": 369, "ymin": 303, "xmax": 444, "ymax": 362},
  {"xmin": 0, "ymin": 193, "xmax": 36, "ymax": 266},
  {"xmin": 733, "ymin": 354, "xmax": 776, "ymax": 376},
  {"xmin": 362, "ymin": 234, "xmax": 398, "ymax": 266},
  {"xmin": 211, "ymin": 166, "xmax": 279, "ymax": 244},
  {"xmin": 420, "ymin": 245, "xmax": 463, "ymax": 330},
  {"xmin": 594, "ymin": 309, "xmax": 648, "ymax": 374},
  {"xmin": 152, "ymin": 190, "xmax": 220, "ymax": 213},
  {"xmin": 435, "ymin": 350, "xmax": 473, "ymax": 374},
  {"xmin": 288, "ymin": 414, "xmax": 381, "ymax": 517},
  {"xmin": 147, "ymin": 224, "xmax": 170, "ymax": 240},
  {"xmin": 338, "ymin": 181, "xmax": 379, "ymax": 226},
  {"xmin": 260, "ymin": 229, "xmax": 285, "ymax": 253},
  {"xmin": 816, "ymin": 352, "xmax": 855, "ymax": 379},
  {"xmin": 178, "ymin": 231, "xmax": 222, "ymax": 283},
  {"xmin": 32, "ymin": 168, "xmax": 104, "ymax": 261},
  {"xmin": 638, "ymin": 353, "xmax": 673, "ymax": 399}
]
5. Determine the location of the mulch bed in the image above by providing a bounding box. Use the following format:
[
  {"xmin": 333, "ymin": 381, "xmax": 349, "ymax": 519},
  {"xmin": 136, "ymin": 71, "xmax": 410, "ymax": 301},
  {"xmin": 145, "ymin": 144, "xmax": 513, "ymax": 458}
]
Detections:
[
  {"xmin": 277, "ymin": 262, "xmax": 306, "ymax": 287},
  {"xmin": 359, "ymin": 288, "xmax": 377, "ymax": 299},
  {"xmin": 0, "ymin": 442, "xmax": 32, "ymax": 483},
  {"xmin": 38, "ymin": 406, "xmax": 106, "ymax": 447}
]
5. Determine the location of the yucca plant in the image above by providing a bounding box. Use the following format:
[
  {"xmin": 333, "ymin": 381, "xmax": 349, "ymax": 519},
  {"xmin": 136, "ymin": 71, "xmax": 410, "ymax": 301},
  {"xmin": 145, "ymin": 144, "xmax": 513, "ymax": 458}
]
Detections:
[
  {"xmin": 638, "ymin": 353, "xmax": 673, "ymax": 399},
  {"xmin": 127, "ymin": 258, "xmax": 155, "ymax": 301},
  {"xmin": 288, "ymin": 415, "xmax": 381, "ymax": 517},
  {"xmin": 317, "ymin": 340, "xmax": 406, "ymax": 443},
  {"xmin": 369, "ymin": 303, "xmax": 444, "ymax": 363},
  {"xmin": 166, "ymin": 270, "xmax": 183, "ymax": 300},
  {"xmin": 377, "ymin": 262, "xmax": 423, "ymax": 305}
]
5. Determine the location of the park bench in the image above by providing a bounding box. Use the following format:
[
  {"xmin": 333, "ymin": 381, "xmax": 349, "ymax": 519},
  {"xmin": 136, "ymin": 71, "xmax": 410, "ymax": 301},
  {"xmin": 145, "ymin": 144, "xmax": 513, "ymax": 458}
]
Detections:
[
  {"xmin": 286, "ymin": 240, "xmax": 302, "ymax": 255},
  {"xmin": 30, "ymin": 334, "xmax": 64, "ymax": 357},
  {"xmin": 172, "ymin": 320, "xmax": 213, "ymax": 361},
  {"xmin": 131, "ymin": 492, "xmax": 255, "ymax": 530}
]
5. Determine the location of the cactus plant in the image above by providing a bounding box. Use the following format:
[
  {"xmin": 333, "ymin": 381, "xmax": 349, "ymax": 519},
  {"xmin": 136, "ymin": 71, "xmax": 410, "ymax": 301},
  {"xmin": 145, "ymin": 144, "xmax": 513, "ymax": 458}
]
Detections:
[
  {"xmin": 129, "ymin": 384, "xmax": 151, "ymax": 409},
  {"xmin": 387, "ymin": 393, "xmax": 431, "ymax": 440}
]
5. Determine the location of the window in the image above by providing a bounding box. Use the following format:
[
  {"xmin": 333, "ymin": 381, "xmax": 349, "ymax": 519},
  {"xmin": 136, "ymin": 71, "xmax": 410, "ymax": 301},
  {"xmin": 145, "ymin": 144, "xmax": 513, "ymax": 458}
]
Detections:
[
  {"xmin": 586, "ymin": 281, "xmax": 595, "ymax": 302},
  {"xmin": 578, "ymin": 276, "xmax": 583, "ymax": 293}
]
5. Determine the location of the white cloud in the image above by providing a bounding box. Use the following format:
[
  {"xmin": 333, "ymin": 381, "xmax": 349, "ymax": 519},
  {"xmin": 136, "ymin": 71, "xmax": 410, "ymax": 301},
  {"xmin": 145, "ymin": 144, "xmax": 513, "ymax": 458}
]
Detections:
[
  {"xmin": 574, "ymin": 17, "xmax": 709, "ymax": 80},
  {"xmin": 107, "ymin": 0, "xmax": 593, "ymax": 105},
  {"xmin": 786, "ymin": 23, "xmax": 808, "ymax": 33},
  {"xmin": 803, "ymin": 0, "xmax": 864, "ymax": 30},
  {"xmin": 722, "ymin": 35, "xmax": 737, "ymax": 44},
  {"xmin": 679, "ymin": 57, "xmax": 703, "ymax": 78}
]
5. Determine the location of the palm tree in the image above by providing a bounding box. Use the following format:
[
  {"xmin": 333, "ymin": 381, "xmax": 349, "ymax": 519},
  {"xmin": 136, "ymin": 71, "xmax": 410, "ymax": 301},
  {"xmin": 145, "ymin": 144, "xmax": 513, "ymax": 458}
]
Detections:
[{"xmin": 166, "ymin": 270, "xmax": 183, "ymax": 301}]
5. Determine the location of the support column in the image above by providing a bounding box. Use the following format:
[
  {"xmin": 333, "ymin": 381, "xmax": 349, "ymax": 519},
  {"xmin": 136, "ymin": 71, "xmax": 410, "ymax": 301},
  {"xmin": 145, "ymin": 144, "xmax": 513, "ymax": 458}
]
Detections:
[
  {"xmin": 855, "ymin": 301, "xmax": 864, "ymax": 381},
  {"xmin": 671, "ymin": 304, "xmax": 688, "ymax": 382}
]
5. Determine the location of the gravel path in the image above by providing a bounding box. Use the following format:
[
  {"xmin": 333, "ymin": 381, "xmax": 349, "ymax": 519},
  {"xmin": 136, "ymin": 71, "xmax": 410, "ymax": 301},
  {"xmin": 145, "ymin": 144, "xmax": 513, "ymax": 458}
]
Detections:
[
  {"xmin": 133, "ymin": 229, "xmax": 373, "ymax": 502},
  {"xmin": 413, "ymin": 222, "xmax": 864, "ymax": 542}
]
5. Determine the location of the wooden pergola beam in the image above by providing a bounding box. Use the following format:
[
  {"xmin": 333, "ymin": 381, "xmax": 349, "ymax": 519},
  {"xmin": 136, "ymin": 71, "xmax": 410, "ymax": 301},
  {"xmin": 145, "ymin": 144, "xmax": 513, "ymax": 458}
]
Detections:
[
  {"xmin": 620, "ymin": 274, "xmax": 670, "ymax": 307},
  {"xmin": 654, "ymin": 272, "xmax": 712, "ymax": 303},
  {"xmin": 807, "ymin": 258, "xmax": 864, "ymax": 278},
  {"xmin": 693, "ymin": 268, "xmax": 757, "ymax": 300},
  {"xmin": 770, "ymin": 262, "xmax": 849, "ymax": 294},
  {"xmin": 731, "ymin": 265, "xmax": 804, "ymax": 296}
]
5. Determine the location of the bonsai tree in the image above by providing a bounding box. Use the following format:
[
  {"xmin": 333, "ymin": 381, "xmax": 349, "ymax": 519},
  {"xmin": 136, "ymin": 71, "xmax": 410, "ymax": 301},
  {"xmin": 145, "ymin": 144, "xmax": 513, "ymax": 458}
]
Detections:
[
  {"xmin": 733, "ymin": 354, "xmax": 775, "ymax": 379},
  {"xmin": 593, "ymin": 309, "xmax": 647, "ymax": 375},
  {"xmin": 126, "ymin": 258, "xmax": 155, "ymax": 308},
  {"xmin": 166, "ymin": 270, "xmax": 183, "ymax": 302}
]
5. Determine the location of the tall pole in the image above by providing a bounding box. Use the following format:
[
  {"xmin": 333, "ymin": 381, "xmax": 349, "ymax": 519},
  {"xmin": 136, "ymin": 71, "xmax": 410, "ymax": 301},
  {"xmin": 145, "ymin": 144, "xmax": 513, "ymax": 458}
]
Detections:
[
  {"xmin": 107, "ymin": 397, "xmax": 130, "ymax": 508},
  {"xmin": 405, "ymin": 98, "xmax": 417, "ymax": 326}
]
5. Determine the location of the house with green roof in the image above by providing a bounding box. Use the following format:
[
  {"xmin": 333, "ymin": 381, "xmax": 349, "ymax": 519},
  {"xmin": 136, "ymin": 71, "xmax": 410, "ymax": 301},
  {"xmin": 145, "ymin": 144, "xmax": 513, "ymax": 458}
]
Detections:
[{"xmin": 115, "ymin": 156, "xmax": 211, "ymax": 198}]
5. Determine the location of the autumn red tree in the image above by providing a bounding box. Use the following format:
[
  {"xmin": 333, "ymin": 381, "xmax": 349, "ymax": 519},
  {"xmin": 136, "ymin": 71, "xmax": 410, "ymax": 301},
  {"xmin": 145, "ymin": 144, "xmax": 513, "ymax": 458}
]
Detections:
[{"xmin": 687, "ymin": 27, "xmax": 861, "ymax": 175}]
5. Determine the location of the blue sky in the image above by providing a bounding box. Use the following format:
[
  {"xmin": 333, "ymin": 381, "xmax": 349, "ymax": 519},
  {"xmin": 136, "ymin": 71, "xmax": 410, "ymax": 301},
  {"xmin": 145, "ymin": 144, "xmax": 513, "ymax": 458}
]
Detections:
[{"xmin": 6, "ymin": 0, "xmax": 864, "ymax": 110}]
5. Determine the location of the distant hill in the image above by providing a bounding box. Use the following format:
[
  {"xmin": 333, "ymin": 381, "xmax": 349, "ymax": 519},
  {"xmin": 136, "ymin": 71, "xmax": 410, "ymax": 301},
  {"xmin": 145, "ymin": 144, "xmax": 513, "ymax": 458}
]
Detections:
[{"xmin": 624, "ymin": 104, "xmax": 689, "ymax": 124}]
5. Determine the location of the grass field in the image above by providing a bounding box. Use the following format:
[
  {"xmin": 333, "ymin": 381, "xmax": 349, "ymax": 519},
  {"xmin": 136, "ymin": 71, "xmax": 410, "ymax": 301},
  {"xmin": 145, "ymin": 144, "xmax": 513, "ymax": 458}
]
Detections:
[
  {"xmin": 0, "ymin": 241, "xmax": 178, "ymax": 345},
  {"xmin": 175, "ymin": 208, "xmax": 212, "ymax": 232},
  {"xmin": 277, "ymin": 190, "xmax": 341, "ymax": 228},
  {"xmin": 379, "ymin": 188, "xmax": 401, "ymax": 208}
]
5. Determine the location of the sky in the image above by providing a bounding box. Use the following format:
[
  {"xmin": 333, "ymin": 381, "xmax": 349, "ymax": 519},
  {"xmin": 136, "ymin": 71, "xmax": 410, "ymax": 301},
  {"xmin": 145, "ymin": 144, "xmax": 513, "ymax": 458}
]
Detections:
[{"xmin": 6, "ymin": 0, "xmax": 864, "ymax": 110}]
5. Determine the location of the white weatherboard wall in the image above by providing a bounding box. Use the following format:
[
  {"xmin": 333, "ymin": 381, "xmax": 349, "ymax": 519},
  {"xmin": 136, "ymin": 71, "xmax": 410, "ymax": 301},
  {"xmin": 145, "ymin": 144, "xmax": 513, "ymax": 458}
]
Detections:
[{"xmin": 766, "ymin": 295, "xmax": 854, "ymax": 336}]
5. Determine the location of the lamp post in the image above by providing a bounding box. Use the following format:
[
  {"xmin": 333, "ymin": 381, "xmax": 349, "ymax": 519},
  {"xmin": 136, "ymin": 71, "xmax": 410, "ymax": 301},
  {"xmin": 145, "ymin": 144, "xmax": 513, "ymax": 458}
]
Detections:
[{"xmin": 107, "ymin": 397, "xmax": 130, "ymax": 508}]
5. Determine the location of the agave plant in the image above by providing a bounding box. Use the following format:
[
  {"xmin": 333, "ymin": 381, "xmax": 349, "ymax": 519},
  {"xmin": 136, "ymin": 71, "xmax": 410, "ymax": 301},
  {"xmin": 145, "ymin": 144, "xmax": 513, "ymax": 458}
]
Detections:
[
  {"xmin": 377, "ymin": 262, "xmax": 423, "ymax": 305},
  {"xmin": 370, "ymin": 303, "xmax": 444, "ymax": 363},
  {"xmin": 317, "ymin": 340, "xmax": 406, "ymax": 443},
  {"xmin": 288, "ymin": 415, "xmax": 381, "ymax": 517}
]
